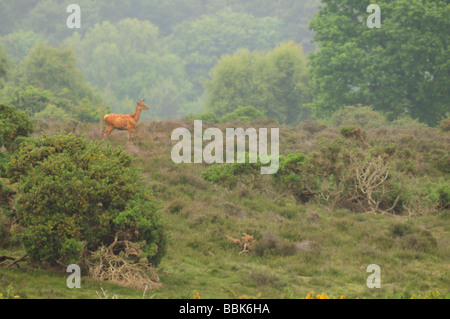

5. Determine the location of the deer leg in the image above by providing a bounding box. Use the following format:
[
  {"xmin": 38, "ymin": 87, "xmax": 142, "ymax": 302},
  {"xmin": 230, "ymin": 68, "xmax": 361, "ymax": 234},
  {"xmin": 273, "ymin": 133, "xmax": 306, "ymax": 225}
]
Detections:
[
  {"xmin": 101, "ymin": 127, "xmax": 109, "ymax": 138},
  {"xmin": 106, "ymin": 127, "xmax": 114, "ymax": 140},
  {"xmin": 124, "ymin": 130, "xmax": 131, "ymax": 146},
  {"xmin": 129, "ymin": 127, "xmax": 139, "ymax": 143}
]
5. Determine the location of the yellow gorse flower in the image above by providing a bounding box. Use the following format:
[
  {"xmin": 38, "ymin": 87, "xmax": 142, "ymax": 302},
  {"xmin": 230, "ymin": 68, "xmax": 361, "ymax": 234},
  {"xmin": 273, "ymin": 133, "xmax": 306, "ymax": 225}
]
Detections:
[
  {"xmin": 303, "ymin": 291, "xmax": 343, "ymax": 299},
  {"xmin": 305, "ymin": 291, "xmax": 315, "ymax": 299}
]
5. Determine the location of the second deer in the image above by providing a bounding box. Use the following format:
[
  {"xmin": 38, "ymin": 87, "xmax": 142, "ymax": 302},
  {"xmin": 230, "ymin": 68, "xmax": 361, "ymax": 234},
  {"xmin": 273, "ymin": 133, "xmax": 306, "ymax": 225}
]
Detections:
[{"xmin": 102, "ymin": 99, "xmax": 149, "ymax": 143}]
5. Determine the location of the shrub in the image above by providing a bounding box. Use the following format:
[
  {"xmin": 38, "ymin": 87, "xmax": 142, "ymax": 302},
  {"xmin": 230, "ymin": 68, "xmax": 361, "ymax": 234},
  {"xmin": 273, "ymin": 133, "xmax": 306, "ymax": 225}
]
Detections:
[
  {"xmin": 34, "ymin": 104, "xmax": 75, "ymax": 122},
  {"xmin": 273, "ymin": 152, "xmax": 308, "ymax": 200},
  {"xmin": 331, "ymin": 105, "xmax": 388, "ymax": 129},
  {"xmin": 220, "ymin": 106, "xmax": 266, "ymax": 124},
  {"xmin": 0, "ymin": 179, "xmax": 16, "ymax": 245},
  {"xmin": 251, "ymin": 232, "xmax": 297, "ymax": 257},
  {"xmin": 299, "ymin": 120, "xmax": 327, "ymax": 134},
  {"xmin": 8, "ymin": 133, "xmax": 169, "ymax": 266},
  {"xmin": 0, "ymin": 179, "xmax": 14, "ymax": 206},
  {"xmin": 0, "ymin": 104, "xmax": 34, "ymax": 152},
  {"xmin": 201, "ymin": 153, "xmax": 266, "ymax": 190},
  {"xmin": 272, "ymin": 136, "xmax": 444, "ymax": 215},
  {"xmin": 6, "ymin": 86, "xmax": 54, "ymax": 115},
  {"xmin": 0, "ymin": 153, "xmax": 10, "ymax": 178},
  {"xmin": 391, "ymin": 116, "xmax": 427, "ymax": 128},
  {"xmin": 201, "ymin": 123, "xmax": 447, "ymax": 216},
  {"xmin": 339, "ymin": 126, "xmax": 366, "ymax": 143},
  {"xmin": 439, "ymin": 115, "xmax": 450, "ymax": 132},
  {"xmin": 433, "ymin": 155, "xmax": 450, "ymax": 174},
  {"xmin": 185, "ymin": 112, "xmax": 219, "ymax": 123},
  {"xmin": 424, "ymin": 179, "xmax": 450, "ymax": 210},
  {"xmin": 389, "ymin": 222, "xmax": 437, "ymax": 252}
]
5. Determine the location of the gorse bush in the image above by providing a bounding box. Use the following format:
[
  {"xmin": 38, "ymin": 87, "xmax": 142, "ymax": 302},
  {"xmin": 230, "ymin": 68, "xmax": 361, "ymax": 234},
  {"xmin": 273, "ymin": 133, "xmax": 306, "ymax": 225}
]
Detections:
[
  {"xmin": 0, "ymin": 179, "xmax": 14, "ymax": 207},
  {"xmin": 440, "ymin": 115, "xmax": 450, "ymax": 132},
  {"xmin": 0, "ymin": 104, "xmax": 34, "ymax": 178},
  {"xmin": 0, "ymin": 104, "xmax": 34, "ymax": 152},
  {"xmin": 185, "ymin": 112, "xmax": 219, "ymax": 123},
  {"xmin": 339, "ymin": 126, "xmax": 366, "ymax": 142},
  {"xmin": 328, "ymin": 106, "xmax": 429, "ymax": 130},
  {"xmin": 330, "ymin": 106, "xmax": 388, "ymax": 129},
  {"xmin": 201, "ymin": 153, "xmax": 266, "ymax": 190},
  {"xmin": 186, "ymin": 106, "xmax": 267, "ymax": 124},
  {"xmin": 220, "ymin": 106, "xmax": 267, "ymax": 124},
  {"xmin": 7, "ymin": 133, "xmax": 169, "ymax": 266}
]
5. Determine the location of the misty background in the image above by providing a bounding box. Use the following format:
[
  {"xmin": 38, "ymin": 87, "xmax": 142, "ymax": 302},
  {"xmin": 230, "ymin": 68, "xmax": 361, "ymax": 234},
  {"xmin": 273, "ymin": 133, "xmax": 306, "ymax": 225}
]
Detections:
[{"xmin": 0, "ymin": 0, "xmax": 320, "ymax": 121}]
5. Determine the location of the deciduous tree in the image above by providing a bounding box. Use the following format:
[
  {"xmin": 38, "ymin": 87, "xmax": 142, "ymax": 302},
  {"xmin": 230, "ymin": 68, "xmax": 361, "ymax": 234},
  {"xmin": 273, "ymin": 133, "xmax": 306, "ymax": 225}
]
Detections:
[{"xmin": 308, "ymin": 0, "xmax": 450, "ymax": 126}]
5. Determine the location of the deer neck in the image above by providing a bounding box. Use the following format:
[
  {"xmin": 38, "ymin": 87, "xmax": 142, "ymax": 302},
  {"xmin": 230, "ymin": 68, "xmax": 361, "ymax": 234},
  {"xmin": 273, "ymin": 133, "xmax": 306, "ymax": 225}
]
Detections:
[{"xmin": 132, "ymin": 107, "xmax": 142, "ymax": 122}]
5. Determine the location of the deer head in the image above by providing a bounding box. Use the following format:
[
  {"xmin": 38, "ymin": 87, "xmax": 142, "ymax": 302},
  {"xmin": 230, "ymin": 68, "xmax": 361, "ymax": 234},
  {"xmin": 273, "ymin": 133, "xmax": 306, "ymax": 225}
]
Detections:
[{"xmin": 137, "ymin": 99, "xmax": 149, "ymax": 111}]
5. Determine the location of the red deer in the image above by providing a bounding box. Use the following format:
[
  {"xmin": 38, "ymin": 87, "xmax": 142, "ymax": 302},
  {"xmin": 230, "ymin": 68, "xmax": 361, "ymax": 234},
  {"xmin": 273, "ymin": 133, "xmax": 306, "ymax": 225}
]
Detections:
[{"xmin": 102, "ymin": 99, "xmax": 149, "ymax": 143}]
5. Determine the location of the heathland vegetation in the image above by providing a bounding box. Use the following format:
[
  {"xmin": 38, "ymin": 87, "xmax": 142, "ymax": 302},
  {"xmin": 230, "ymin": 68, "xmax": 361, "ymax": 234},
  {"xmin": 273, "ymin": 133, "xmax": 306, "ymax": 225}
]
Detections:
[{"xmin": 0, "ymin": 0, "xmax": 449, "ymax": 299}]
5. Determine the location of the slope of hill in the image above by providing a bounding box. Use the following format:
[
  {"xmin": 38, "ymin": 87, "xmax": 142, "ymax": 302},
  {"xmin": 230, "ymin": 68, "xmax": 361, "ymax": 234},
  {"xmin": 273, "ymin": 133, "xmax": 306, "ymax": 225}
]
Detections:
[{"xmin": 1, "ymin": 119, "xmax": 449, "ymax": 299}]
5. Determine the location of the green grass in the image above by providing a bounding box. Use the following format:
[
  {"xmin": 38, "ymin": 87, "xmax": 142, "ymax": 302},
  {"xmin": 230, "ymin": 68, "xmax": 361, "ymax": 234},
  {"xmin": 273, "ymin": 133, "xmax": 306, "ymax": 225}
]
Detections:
[
  {"xmin": 1, "ymin": 121, "xmax": 449, "ymax": 299},
  {"xmin": 2, "ymin": 204, "xmax": 449, "ymax": 299},
  {"xmin": 0, "ymin": 268, "xmax": 146, "ymax": 299}
]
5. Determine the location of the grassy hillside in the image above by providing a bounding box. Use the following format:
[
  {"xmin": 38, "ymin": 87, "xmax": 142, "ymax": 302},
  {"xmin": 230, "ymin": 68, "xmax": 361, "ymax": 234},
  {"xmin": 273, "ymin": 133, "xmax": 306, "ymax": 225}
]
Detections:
[{"xmin": 1, "ymin": 119, "xmax": 449, "ymax": 299}]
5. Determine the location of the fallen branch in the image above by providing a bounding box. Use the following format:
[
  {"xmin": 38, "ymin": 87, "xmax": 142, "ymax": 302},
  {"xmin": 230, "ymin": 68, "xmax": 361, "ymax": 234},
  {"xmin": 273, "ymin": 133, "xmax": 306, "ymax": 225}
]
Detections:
[
  {"xmin": 88, "ymin": 244, "xmax": 161, "ymax": 291},
  {"xmin": 2, "ymin": 254, "xmax": 27, "ymax": 268},
  {"xmin": 0, "ymin": 255, "xmax": 16, "ymax": 264},
  {"xmin": 273, "ymin": 191, "xmax": 289, "ymax": 203}
]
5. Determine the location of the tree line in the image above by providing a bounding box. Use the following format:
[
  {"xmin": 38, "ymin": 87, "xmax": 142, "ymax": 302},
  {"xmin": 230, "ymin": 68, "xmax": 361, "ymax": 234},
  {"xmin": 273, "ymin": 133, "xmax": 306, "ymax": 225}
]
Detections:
[{"xmin": 0, "ymin": 0, "xmax": 448, "ymax": 126}]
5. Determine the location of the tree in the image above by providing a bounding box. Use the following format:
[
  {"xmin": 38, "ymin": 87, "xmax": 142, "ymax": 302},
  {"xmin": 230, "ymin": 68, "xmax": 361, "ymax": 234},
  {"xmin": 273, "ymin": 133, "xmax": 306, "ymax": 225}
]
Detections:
[
  {"xmin": 65, "ymin": 19, "xmax": 191, "ymax": 119},
  {"xmin": 96, "ymin": 0, "xmax": 209, "ymax": 36},
  {"xmin": 0, "ymin": 46, "xmax": 7, "ymax": 83},
  {"xmin": 226, "ymin": 0, "xmax": 321, "ymax": 52},
  {"xmin": 0, "ymin": 48, "xmax": 5, "ymax": 71},
  {"xmin": 168, "ymin": 9, "xmax": 284, "ymax": 96},
  {"xmin": 308, "ymin": 0, "xmax": 450, "ymax": 126},
  {"xmin": 0, "ymin": 31, "xmax": 46, "ymax": 63},
  {"xmin": 6, "ymin": 86, "xmax": 53, "ymax": 115},
  {"xmin": 0, "ymin": 1, "xmax": 16, "ymax": 36},
  {"xmin": 265, "ymin": 41, "xmax": 311, "ymax": 122},
  {"xmin": 22, "ymin": 44, "xmax": 96, "ymax": 103},
  {"xmin": 204, "ymin": 42, "xmax": 311, "ymax": 124},
  {"xmin": 12, "ymin": 44, "xmax": 101, "ymax": 122}
]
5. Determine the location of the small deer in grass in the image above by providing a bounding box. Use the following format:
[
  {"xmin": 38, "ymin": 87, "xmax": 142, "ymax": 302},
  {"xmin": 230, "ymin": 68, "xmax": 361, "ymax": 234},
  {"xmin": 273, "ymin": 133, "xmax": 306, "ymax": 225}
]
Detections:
[{"xmin": 102, "ymin": 99, "xmax": 149, "ymax": 143}]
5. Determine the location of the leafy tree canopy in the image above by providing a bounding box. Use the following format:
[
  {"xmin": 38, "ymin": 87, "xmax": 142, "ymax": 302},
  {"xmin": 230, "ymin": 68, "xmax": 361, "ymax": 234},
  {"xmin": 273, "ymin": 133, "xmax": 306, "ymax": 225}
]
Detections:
[
  {"xmin": 0, "ymin": 44, "xmax": 101, "ymax": 122},
  {"xmin": 168, "ymin": 9, "xmax": 284, "ymax": 94},
  {"xmin": 308, "ymin": 0, "xmax": 450, "ymax": 126},
  {"xmin": 64, "ymin": 19, "xmax": 191, "ymax": 120},
  {"xmin": 205, "ymin": 42, "xmax": 311, "ymax": 124}
]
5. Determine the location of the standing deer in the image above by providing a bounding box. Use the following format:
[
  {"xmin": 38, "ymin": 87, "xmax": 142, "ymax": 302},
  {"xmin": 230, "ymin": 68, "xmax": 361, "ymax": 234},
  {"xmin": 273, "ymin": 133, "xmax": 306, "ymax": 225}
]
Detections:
[{"xmin": 102, "ymin": 99, "xmax": 149, "ymax": 143}]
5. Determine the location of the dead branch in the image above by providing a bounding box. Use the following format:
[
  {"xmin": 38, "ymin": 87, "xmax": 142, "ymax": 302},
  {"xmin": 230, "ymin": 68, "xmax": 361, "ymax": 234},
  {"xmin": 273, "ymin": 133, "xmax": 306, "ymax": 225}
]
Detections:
[
  {"xmin": 3, "ymin": 254, "xmax": 27, "ymax": 268},
  {"xmin": 88, "ymin": 244, "xmax": 161, "ymax": 291},
  {"xmin": 273, "ymin": 191, "xmax": 289, "ymax": 203},
  {"xmin": 226, "ymin": 233, "xmax": 255, "ymax": 254},
  {"xmin": 349, "ymin": 156, "xmax": 395, "ymax": 214},
  {"xmin": 0, "ymin": 256, "xmax": 16, "ymax": 264}
]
